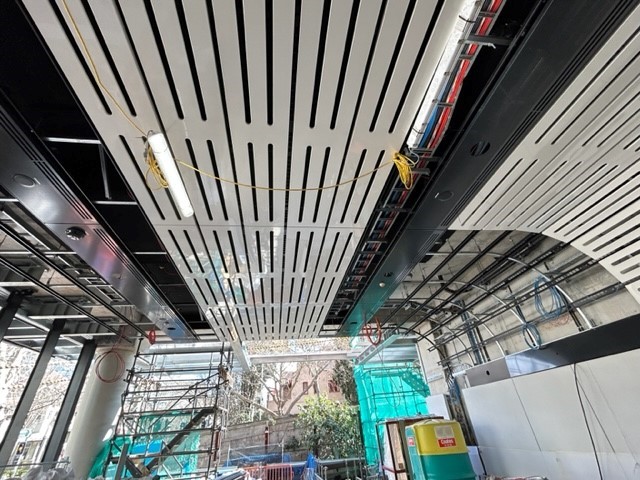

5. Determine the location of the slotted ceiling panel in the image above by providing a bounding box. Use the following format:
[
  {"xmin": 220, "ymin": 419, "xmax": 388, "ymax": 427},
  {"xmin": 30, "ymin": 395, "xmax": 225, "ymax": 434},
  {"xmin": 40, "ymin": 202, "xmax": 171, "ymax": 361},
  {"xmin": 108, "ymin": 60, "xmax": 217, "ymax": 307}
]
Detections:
[
  {"xmin": 451, "ymin": 4, "xmax": 640, "ymax": 303},
  {"xmin": 23, "ymin": 0, "xmax": 465, "ymax": 340}
]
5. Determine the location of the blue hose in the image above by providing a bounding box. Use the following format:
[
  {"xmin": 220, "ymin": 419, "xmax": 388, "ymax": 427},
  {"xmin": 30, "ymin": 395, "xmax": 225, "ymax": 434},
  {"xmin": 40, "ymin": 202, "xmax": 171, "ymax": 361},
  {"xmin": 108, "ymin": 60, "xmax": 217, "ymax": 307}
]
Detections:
[
  {"xmin": 534, "ymin": 276, "xmax": 564, "ymax": 319},
  {"xmin": 522, "ymin": 323, "xmax": 541, "ymax": 350}
]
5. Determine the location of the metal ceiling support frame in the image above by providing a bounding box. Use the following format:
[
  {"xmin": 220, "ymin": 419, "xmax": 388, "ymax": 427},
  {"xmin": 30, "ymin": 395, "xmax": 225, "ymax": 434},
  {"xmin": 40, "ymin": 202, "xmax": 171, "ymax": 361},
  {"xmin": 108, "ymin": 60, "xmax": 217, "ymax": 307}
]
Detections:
[
  {"xmin": 0, "ymin": 222, "xmax": 145, "ymax": 337},
  {"xmin": 417, "ymin": 247, "xmax": 590, "ymax": 329},
  {"xmin": 375, "ymin": 231, "xmax": 478, "ymax": 326},
  {"xmin": 424, "ymin": 229, "xmax": 630, "ymax": 345},
  {"xmin": 382, "ymin": 298, "xmax": 505, "ymax": 358},
  {"xmin": 379, "ymin": 232, "xmax": 542, "ymax": 342},
  {"xmin": 419, "ymin": 249, "xmax": 589, "ymax": 329},
  {"xmin": 0, "ymin": 290, "xmax": 31, "ymax": 342},
  {"xmin": 0, "ymin": 99, "xmax": 192, "ymax": 340},
  {"xmin": 409, "ymin": 239, "xmax": 571, "ymax": 336},
  {"xmin": 387, "ymin": 231, "xmax": 521, "ymax": 327},
  {"xmin": 0, "ymin": 255, "xmax": 124, "ymax": 337},
  {"xmin": 428, "ymin": 257, "xmax": 599, "ymax": 352},
  {"xmin": 339, "ymin": 0, "xmax": 640, "ymax": 336},
  {"xmin": 504, "ymin": 255, "xmax": 592, "ymax": 329},
  {"xmin": 41, "ymin": 340, "xmax": 97, "ymax": 463},
  {"xmin": 446, "ymin": 282, "xmax": 635, "ymax": 364},
  {"xmin": 0, "ymin": 319, "xmax": 64, "ymax": 469},
  {"xmin": 412, "ymin": 233, "xmax": 541, "ymax": 321},
  {"xmin": 400, "ymin": 281, "xmax": 530, "ymax": 331}
]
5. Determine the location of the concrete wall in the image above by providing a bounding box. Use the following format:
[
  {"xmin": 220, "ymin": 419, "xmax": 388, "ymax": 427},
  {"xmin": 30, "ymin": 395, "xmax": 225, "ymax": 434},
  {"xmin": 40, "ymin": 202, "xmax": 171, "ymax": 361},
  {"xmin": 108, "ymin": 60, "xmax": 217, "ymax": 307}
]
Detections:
[
  {"xmin": 219, "ymin": 416, "xmax": 301, "ymax": 460},
  {"xmin": 461, "ymin": 348, "xmax": 640, "ymax": 479}
]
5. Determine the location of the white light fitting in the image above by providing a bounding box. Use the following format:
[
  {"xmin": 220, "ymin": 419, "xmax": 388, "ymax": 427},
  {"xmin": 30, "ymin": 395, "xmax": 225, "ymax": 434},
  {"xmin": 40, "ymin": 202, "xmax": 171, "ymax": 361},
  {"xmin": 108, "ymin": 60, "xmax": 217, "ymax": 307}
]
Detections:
[{"xmin": 147, "ymin": 132, "xmax": 194, "ymax": 218}]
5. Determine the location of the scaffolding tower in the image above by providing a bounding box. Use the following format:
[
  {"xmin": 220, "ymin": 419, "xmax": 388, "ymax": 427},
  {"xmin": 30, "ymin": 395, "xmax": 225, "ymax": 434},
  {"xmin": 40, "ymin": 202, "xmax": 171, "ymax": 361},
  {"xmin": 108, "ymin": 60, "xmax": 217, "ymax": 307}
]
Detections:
[
  {"xmin": 97, "ymin": 344, "xmax": 233, "ymax": 480},
  {"xmin": 353, "ymin": 362, "xmax": 430, "ymax": 466}
]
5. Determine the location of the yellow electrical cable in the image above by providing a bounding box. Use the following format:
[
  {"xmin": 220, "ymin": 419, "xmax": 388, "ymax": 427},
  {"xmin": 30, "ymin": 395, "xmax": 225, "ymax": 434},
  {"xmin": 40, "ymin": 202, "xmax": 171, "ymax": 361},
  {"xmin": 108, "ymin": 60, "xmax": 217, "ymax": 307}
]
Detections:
[
  {"xmin": 393, "ymin": 152, "xmax": 418, "ymax": 189},
  {"xmin": 60, "ymin": 0, "xmax": 416, "ymax": 192},
  {"xmin": 145, "ymin": 146, "xmax": 169, "ymax": 190},
  {"xmin": 176, "ymin": 159, "xmax": 397, "ymax": 192},
  {"xmin": 60, "ymin": 0, "xmax": 146, "ymax": 137}
]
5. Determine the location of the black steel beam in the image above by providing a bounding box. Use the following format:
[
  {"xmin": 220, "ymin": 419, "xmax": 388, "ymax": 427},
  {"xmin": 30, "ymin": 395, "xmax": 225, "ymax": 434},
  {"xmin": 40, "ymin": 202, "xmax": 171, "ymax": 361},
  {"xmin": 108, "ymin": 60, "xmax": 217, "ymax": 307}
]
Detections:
[
  {"xmin": 377, "ymin": 231, "xmax": 478, "ymax": 327},
  {"xmin": 0, "ymin": 97, "xmax": 193, "ymax": 340},
  {"xmin": 0, "ymin": 320, "xmax": 64, "ymax": 468},
  {"xmin": 339, "ymin": 0, "xmax": 639, "ymax": 336},
  {"xmin": 464, "ymin": 312, "xmax": 640, "ymax": 380},
  {"xmin": 0, "ymin": 290, "xmax": 31, "ymax": 342},
  {"xmin": 41, "ymin": 340, "xmax": 96, "ymax": 463}
]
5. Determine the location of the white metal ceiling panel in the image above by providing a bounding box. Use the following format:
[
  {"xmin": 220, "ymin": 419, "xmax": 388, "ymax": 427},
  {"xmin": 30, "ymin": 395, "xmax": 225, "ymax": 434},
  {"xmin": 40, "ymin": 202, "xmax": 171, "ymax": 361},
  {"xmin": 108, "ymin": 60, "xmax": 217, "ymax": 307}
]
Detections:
[
  {"xmin": 452, "ymin": 4, "xmax": 640, "ymax": 303},
  {"xmin": 24, "ymin": 0, "xmax": 467, "ymax": 340}
]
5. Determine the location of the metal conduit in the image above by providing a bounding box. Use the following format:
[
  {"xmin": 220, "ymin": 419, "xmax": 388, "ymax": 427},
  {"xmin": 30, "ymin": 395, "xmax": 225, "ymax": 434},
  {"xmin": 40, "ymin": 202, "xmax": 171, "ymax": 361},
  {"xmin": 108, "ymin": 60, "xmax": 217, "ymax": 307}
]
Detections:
[
  {"xmin": 422, "ymin": 250, "xmax": 590, "ymax": 330},
  {"xmin": 402, "ymin": 231, "xmax": 515, "ymax": 321},
  {"xmin": 414, "ymin": 242, "xmax": 576, "ymax": 337},
  {"xmin": 378, "ymin": 232, "xmax": 545, "ymax": 344},
  {"xmin": 392, "ymin": 232, "xmax": 542, "ymax": 338},
  {"xmin": 416, "ymin": 233, "xmax": 542, "ymax": 321},
  {"xmin": 505, "ymin": 256, "xmax": 592, "ymax": 328},
  {"xmin": 384, "ymin": 296, "xmax": 506, "ymax": 357},
  {"xmin": 429, "ymin": 237, "xmax": 632, "ymax": 351}
]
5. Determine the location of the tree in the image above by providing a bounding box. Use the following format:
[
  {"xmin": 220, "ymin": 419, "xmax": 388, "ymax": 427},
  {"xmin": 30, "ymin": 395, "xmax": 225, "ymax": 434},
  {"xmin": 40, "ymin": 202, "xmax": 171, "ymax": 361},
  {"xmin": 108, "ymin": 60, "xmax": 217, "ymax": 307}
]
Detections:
[
  {"xmin": 295, "ymin": 395, "xmax": 362, "ymax": 459},
  {"xmin": 0, "ymin": 343, "xmax": 73, "ymax": 435},
  {"xmin": 230, "ymin": 361, "xmax": 332, "ymax": 420},
  {"xmin": 332, "ymin": 360, "xmax": 358, "ymax": 405},
  {"xmin": 227, "ymin": 367, "xmax": 265, "ymax": 425}
]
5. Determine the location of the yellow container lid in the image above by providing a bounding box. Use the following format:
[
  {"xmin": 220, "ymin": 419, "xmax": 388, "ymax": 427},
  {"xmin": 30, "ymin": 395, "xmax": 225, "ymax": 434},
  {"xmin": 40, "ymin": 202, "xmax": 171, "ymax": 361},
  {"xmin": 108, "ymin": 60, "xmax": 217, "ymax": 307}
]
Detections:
[{"xmin": 408, "ymin": 419, "xmax": 468, "ymax": 456}]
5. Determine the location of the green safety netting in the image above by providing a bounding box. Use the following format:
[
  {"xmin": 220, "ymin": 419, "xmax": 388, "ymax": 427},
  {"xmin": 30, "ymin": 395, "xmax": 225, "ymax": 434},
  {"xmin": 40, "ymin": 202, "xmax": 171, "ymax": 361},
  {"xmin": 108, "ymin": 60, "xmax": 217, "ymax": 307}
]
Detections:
[
  {"xmin": 354, "ymin": 362, "xmax": 429, "ymax": 465},
  {"xmin": 89, "ymin": 412, "xmax": 202, "ymax": 479}
]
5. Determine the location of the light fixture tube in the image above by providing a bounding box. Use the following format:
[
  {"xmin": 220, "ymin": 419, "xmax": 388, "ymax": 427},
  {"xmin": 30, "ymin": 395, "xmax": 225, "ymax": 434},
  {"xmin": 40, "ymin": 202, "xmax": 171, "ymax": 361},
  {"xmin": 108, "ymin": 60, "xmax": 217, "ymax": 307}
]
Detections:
[{"xmin": 147, "ymin": 132, "xmax": 194, "ymax": 218}]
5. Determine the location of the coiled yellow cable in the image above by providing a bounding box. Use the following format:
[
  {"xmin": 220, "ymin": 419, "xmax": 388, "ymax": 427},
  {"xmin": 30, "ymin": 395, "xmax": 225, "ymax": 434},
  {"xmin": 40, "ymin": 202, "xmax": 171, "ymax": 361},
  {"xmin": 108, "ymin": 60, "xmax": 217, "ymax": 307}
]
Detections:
[{"xmin": 392, "ymin": 152, "xmax": 418, "ymax": 189}]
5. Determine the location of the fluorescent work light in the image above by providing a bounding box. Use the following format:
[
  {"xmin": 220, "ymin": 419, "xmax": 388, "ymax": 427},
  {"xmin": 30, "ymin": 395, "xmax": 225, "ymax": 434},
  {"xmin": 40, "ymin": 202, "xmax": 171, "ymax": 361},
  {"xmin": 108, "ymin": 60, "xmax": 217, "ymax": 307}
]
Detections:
[{"xmin": 147, "ymin": 132, "xmax": 194, "ymax": 218}]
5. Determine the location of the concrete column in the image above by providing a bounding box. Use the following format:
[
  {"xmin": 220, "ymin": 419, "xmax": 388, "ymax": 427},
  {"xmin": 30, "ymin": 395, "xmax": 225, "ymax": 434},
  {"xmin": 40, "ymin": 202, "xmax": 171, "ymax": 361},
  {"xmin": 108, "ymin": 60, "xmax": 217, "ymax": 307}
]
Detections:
[{"xmin": 64, "ymin": 345, "xmax": 135, "ymax": 479}]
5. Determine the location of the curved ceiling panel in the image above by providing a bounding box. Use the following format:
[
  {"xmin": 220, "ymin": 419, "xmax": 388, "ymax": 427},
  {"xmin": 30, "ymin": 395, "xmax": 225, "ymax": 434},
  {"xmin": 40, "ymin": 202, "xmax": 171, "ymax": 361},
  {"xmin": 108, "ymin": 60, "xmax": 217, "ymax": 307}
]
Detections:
[{"xmin": 451, "ymin": 4, "xmax": 640, "ymax": 304}]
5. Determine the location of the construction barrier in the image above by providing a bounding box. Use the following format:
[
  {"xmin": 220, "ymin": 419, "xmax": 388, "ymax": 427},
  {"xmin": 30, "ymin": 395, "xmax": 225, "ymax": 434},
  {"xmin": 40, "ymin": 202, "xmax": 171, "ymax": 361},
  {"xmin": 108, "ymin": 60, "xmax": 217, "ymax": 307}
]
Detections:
[{"xmin": 244, "ymin": 464, "xmax": 294, "ymax": 480}]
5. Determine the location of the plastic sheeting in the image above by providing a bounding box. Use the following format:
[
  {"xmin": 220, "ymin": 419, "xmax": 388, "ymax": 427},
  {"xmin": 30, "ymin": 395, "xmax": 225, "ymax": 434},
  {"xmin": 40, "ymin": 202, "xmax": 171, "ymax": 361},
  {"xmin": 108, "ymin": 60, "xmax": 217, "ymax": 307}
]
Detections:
[
  {"xmin": 354, "ymin": 362, "xmax": 429, "ymax": 465},
  {"xmin": 89, "ymin": 412, "xmax": 201, "ymax": 479}
]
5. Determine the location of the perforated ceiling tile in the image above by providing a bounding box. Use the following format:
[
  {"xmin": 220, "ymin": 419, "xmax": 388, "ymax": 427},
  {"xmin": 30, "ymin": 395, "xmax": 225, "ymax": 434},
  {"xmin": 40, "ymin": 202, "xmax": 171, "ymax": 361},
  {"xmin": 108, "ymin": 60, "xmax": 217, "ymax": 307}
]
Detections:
[
  {"xmin": 452, "ymin": 4, "xmax": 640, "ymax": 303},
  {"xmin": 24, "ymin": 0, "xmax": 465, "ymax": 339}
]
